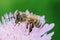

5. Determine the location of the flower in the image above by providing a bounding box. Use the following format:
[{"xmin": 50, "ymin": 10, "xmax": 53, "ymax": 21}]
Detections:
[{"xmin": 0, "ymin": 10, "xmax": 55, "ymax": 40}]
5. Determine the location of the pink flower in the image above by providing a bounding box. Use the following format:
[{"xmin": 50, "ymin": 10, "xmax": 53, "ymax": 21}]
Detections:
[{"xmin": 0, "ymin": 10, "xmax": 55, "ymax": 40}]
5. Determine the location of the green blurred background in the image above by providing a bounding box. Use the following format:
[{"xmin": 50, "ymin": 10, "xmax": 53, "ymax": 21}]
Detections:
[{"xmin": 0, "ymin": 0, "xmax": 60, "ymax": 40}]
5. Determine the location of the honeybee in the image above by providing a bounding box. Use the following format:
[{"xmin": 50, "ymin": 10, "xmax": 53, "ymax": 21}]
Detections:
[{"xmin": 14, "ymin": 11, "xmax": 41, "ymax": 33}]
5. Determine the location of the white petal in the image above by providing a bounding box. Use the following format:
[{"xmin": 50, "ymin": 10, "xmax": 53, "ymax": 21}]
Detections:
[
  {"xmin": 41, "ymin": 32, "xmax": 54, "ymax": 40},
  {"xmin": 30, "ymin": 12, "xmax": 33, "ymax": 15},
  {"xmin": 40, "ymin": 16, "xmax": 45, "ymax": 26},
  {"xmin": 14, "ymin": 10, "xmax": 18, "ymax": 16},
  {"xmin": 25, "ymin": 10, "xmax": 30, "ymax": 14},
  {"xmin": 37, "ymin": 15, "xmax": 45, "ymax": 28},
  {"xmin": 9, "ymin": 12, "xmax": 13, "ymax": 18},
  {"xmin": 39, "ymin": 23, "xmax": 55, "ymax": 36},
  {"xmin": 41, "ymin": 33, "xmax": 47, "ymax": 37},
  {"xmin": 11, "ymin": 18, "xmax": 15, "ymax": 23},
  {"xmin": 0, "ymin": 21, "xmax": 1, "ymax": 25},
  {"xmin": 39, "ymin": 24, "xmax": 49, "ymax": 36},
  {"xmin": 4, "ymin": 13, "xmax": 10, "ymax": 22},
  {"xmin": 48, "ymin": 23, "xmax": 55, "ymax": 31},
  {"xmin": 9, "ymin": 12, "xmax": 14, "ymax": 21},
  {"xmin": 1, "ymin": 16, "xmax": 5, "ymax": 24},
  {"xmin": 4, "ymin": 13, "xmax": 9, "ymax": 19},
  {"xmin": 19, "ymin": 11, "xmax": 23, "ymax": 15}
]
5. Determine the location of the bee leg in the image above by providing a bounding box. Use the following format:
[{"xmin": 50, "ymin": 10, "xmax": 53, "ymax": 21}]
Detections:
[
  {"xmin": 28, "ymin": 23, "xmax": 34, "ymax": 35},
  {"xmin": 26, "ymin": 23, "xmax": 29, "ymax": 29},
  {"xmin": 25, "ymin": 22, "xmax": 29, "ymax": 33},
  {"xmin": 29, "ymin": 27, "xmax": 32, "ymax": 32},
  {"xmin": 31, "ymin": 23, "xmax": 34, "ymax": 28}
]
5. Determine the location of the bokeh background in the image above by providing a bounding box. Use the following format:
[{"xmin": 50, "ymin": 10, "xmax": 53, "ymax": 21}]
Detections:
[{"xmin": 0, "ymin": 0, "xmax": 60, "ymax": 40}]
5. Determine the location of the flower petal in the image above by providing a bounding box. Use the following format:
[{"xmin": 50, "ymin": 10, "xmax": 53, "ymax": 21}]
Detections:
[{"xmin": 39, "ymin": 23, "xmax": 55, "ymax": 36}]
